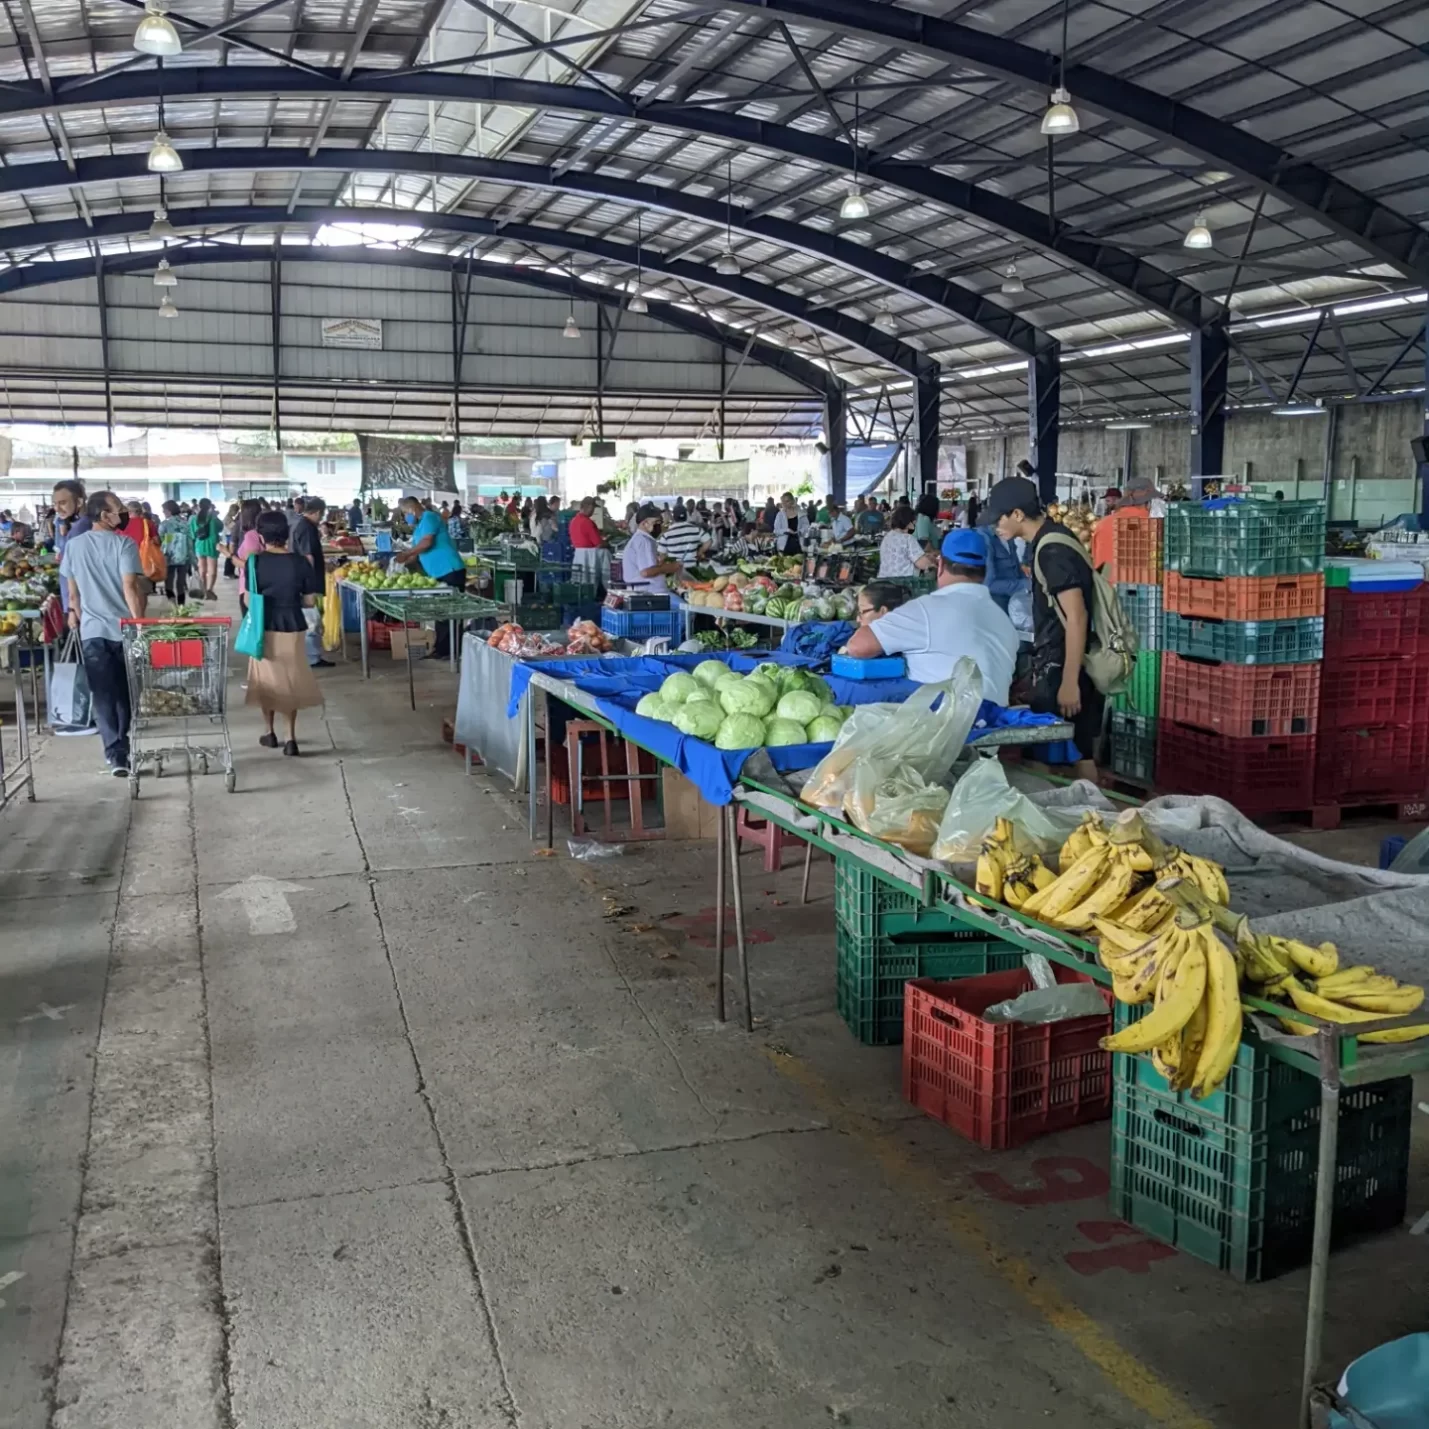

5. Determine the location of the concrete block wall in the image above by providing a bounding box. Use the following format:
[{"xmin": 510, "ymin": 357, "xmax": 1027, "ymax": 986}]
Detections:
[{"xmin": 959, "ymin": 400, "xmax": 1422, "ymax": 524}]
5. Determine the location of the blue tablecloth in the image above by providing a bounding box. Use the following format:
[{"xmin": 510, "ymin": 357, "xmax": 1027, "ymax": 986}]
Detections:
[{"xmin": 510, "ymin": 650, "xmax": 1058, "ymax": 804}]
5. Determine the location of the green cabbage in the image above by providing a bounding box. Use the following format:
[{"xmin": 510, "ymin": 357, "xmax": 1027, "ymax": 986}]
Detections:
[
  {"xmin": 806, "ymin": 714, "xmax": 845, "ymax": 743},
  {"xmin": 715, "ymin": 670, "xmax": 746, "ymax": 691},
  {"xmin": 673, "ymin": 700, "xmax": 725, "ymax": 739},
  {"xmin": 716, "ymin": 714, "xmax": 766, "ymax": 749},
  {"xmin": 776, "ymin": 689, "xmax": 823, "ymax": 725},
  {"xmin": 720, "ymin": 677, "xmax": 776, "ymax": 718},
  {"xmin": 693, "ymin": 658, "xmax": 730, "ymax": 688},
  {"xmin": 752, "ymin": 661, "xmax": 784, "ymax": 685},
  {"xmin": 635, "ymin": 693, "xmax": 670, "ymax": 720},
  {"xmin": 660, "ymin": 672, "xmax": 701, "ymax": 705},
  {"xmin": 684, "ymin": 688, "xmax": 714, "ymax": 703},
  {"xmin": 763, "ymin": 718, "xmax": 807, "ymax": 747},
  {"xmin": 800, "ymin": 673, "xmax": 834, "ymax": 705}
]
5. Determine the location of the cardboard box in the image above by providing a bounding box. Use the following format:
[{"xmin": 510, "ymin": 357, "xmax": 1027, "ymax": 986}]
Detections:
[
  {"xmin": 661, "ymin": 767, "xmax": 721, "ymax": 840},
  {"xmin": 390, "ymin": 626, "xmax": 432, "ymax": 659}
]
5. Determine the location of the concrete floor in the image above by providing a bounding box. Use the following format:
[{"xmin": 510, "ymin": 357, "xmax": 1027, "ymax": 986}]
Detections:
[{"xmin": 1, "ymin": 600, "xmax": 1424, "ymax": 1429}]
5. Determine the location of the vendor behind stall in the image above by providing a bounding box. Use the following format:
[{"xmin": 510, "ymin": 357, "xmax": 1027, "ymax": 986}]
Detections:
[
  {"xmin": 568, "ymin": 496, "xmax": 611, "ymax": 592},
  {"xmin": 843, "ymin": 529, "xmax": 1019, "ymax": 699},
  {"xmin": 622, "ymin": 503, "xmax": 681, "ymax": 592}
]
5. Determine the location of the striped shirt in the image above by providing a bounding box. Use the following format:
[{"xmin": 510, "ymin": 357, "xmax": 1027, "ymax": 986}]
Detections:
[{"xmin": 658, "ymin": 520, "xmax": 707, "ymax": 566}]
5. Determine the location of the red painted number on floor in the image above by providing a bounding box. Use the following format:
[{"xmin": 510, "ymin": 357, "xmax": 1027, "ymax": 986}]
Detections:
[
  {"xmin": 1064, "ymin": 1220, "xmax": 1178, "ymax": 1276},
  {"xmin": 664, "ymin": 906, "xmax": 775, "ymax": 947},
  {"xmin": 971, "ymin": 1155, "xmax": 1109, "ymax": 1206}
]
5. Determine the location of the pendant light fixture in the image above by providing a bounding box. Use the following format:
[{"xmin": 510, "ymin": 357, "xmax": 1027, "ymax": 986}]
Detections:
[
  {"xmin": 715, "ymin": 156, "xmax": 741, "ymax": 273},
  {"xmin": 134, "ymin": 1, "xmax": 182, "ymax": 57},
  {"xmin": 562, "ymin": 262, "xmax": 581, "ymax": 338},
  {"xmin": 153, "ymin": 258, "xmax": 178, "ymax": 288},
  {"xmin": 838, "ymin": 89, "xmax": 871, "ymax": 220},
  {"xmin": 1183, "ymin": 212, "xmax": 1213, "ymax": 249},
  {"xmin": 149, "ymin": 206, "xmax": 175, "ymax": 240},
  {"xmin": 874, "ymin": 308, "xmax": 897, "ymax": 334},
  {"xmin": 147, "ymin": 131, "xmax": 182, "ymax": 172},
  {"xmin": 1040, "ymin": 0, "xmax": 1080, "ymax": 135},
  {"xmin": 158, "ymin": 294, "xmax": 178, "ymax": 319},
  {"xmin": 1000, "ymin": 263, "xmax": 1025, "ymax": 294},
  {"xmin": 628, "ymin": 214, "xmax": 649, "ymax": 312}
]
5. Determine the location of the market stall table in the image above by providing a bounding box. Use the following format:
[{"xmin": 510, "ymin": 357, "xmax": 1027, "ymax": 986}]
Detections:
[
  {"xmin": 0, "ymin": 631, "xmax": 36, "ymax": 811},
  {"xmin": 361, "ymin": 588, "xmax": 505, "ymax": 708},
  {"xmin": 337, "ymin": 578, "xmax": 501, "ymax": 681},
  {"xmin": 679, "ymin": 603, "xmax": 797, "ymax": 644}
]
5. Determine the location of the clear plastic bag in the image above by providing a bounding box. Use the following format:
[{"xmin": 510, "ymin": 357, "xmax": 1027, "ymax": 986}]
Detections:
[
  {"xmin": 931, "ymin": 757, "xmax": 1078, "ymax": 863},
  {"xmin": 800, "ymin": 658, "xmax": 984, "ymax": 812},
  {"xmin": 844, "ymin": 762, "xmax": 951, "ymax": 855}
]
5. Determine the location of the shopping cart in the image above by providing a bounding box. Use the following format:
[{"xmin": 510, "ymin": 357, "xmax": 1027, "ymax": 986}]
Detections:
[{"xmin": 120, "ymin": 616, "xmax": 235, "ymax": 798}]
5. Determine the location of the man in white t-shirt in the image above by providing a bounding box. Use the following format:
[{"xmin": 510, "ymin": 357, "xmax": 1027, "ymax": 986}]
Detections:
[
  {"xmin": 842, "ymin": 528, "xmax": 1020, "ymax": 701},
  {"xmin": 621, "ymin": 503, "xmax": 682, "ymax": 593}
]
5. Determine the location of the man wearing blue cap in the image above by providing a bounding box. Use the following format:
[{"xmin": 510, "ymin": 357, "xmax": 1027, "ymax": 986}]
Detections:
[{"xmin": 843, "ymin": 527, "xmax": 1020, "ymax": 700}]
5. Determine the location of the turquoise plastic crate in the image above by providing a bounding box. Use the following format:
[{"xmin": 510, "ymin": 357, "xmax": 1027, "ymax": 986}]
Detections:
[
  {"xmin": 1109, "ymin": 649, "xmax": 1160, "ymax": 716},
  {"xmin": 1109, "ymin": 1005, "xmax": 1410, "ymax": 1281},
  {"xmin": 1109, "ymin": 711, "xmax": 1156, "ymax": 784},
  {"xmin": 836, "ymin": 922, "xmax": 1025, "ymax": 1046},
  {"xmin": 1162, "ymin": 613, "xmax": 1323, "ymax": 665},
  {"xmin": 1165, "ymin": 500, "xmax": 1325, "ymax": 578},
  {"xmin": 834, "ymin": 856, "xmax": 993, "ymax": 942},
  {"xmin": 1116, "ymin": 582, "xmax": 1162, "ymax": 651}
]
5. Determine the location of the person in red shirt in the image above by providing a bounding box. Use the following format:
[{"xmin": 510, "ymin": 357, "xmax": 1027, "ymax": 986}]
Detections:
[{"xmin": 568, "ymin": 496, "xmax": 610, "ymax": 592}]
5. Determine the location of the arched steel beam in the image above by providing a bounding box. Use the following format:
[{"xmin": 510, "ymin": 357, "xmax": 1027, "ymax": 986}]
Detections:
[
  {"xmin": 0, "ymin": 144, "xmax": 1049, "ymax": 359},
  {"xmin": 0, "ymin": 242, "xmax": 847, "ymax": 402},
  {"xmin": 13, "ymin": 66, "xmax": 1216, "ymax": 328},
  {"xmin": 0, "ymin": 203, "xmax": 928, "ymax": 378},
  {"xmin": 710, "ymin": 0, "xmax": 1429, "ymax": 285}
]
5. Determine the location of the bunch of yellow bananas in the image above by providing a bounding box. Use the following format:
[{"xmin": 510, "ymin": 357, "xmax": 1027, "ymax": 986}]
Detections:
[
  {"xmin": 975, "ymin": 817, "xmax": 1056, "ymax": 909},
  {"xmin": 1097, "ymin": 905, "xmax": 1243, "ymax": 1098}
]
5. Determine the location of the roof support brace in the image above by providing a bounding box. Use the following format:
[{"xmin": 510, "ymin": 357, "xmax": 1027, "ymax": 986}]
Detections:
[
  {"xmin": 1189, "ymin": 321, "xmax": 1230, "ymax": 485},
  {"xmin": 1028, "ymin": 346, "xmax": 1060, "ymax": 504}
]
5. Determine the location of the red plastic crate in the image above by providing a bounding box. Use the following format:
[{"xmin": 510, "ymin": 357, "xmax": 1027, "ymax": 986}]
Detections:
[
  {"xmin": 147, "ymin": 637, "xmax": 205, "ymax": 668},
  {"xmin": 1106, "ymin": 513, "xmax": 1162, "ymax": 585},
  {"xmin": 1156, "ymin": 720, "xmax": 1316, "ymax": 813},
  {"xmin": 1163, "ymin": 572, "xmax": 1325, "ymax": 622},
  {"xmin": 1318, "ymin": 661, "xmax": 1429, "ymax": 731},
  {"xmin": 1324, "ymin": 587, "xmax": 1429, "ymax": 662},
  {"xmin": 366, "ymin": 618, "xmax": 420, "ymax": 651},
  {"xmin": 903, "ymin": 967, "xmax": 1112, "ymax": 1151},
  {"xmin": 1161, "ymin": 654, "xmax": 1320, "ymax": 737},
  {"xmin": 1314, "ymin": 725, "xmax": 1429, "ymax": 805}
]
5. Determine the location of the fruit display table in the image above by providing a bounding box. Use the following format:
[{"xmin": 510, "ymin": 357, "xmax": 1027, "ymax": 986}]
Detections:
[{"xmin": 349, "ymin": 587, "xmax": 504, "ymax": 703}]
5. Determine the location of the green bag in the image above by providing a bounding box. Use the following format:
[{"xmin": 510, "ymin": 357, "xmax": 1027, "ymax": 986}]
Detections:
[{"xmin": 235, "ymin": 555, "xmax": 266, "ymax": 659}]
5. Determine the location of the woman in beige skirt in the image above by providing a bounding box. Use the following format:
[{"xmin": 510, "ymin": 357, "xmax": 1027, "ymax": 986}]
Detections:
[{"xmin": 244, "ymin": 509, "xmax": 324, "ymax": 756}]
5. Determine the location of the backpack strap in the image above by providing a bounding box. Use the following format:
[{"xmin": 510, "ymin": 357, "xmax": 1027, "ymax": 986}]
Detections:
[{"xmin": 1030, "ymin": 532, "xmax": 1090, "ymax": 629}]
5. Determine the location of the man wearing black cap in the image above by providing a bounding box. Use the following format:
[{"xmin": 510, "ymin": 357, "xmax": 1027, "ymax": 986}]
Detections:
[
  {"xmin": 622, "ymin": 503, "xmax": 682, "ymax": 593},
  {"xmin": 983, "ymin": 475, "xmax": 1103, "ymax": 778},
  {"xmin": 842, "ymin": 528, "xmax": 1019, "ymax": 699}
]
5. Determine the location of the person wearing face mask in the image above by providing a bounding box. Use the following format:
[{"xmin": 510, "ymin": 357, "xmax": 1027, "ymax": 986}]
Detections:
[
  {"xmin": 622, "ymin": 504, "xmax": 682, "ymax": 593},
  {"xmin": 393, "ymin": 495, "xmax": 468, "ymax": 659},
  {"xmin": 51, "ymin": 479, "xmax": 89, "ymax": 612},
  {"xmin": 60, "ymin": 490, "xmax": 147, "ymax": 776}
]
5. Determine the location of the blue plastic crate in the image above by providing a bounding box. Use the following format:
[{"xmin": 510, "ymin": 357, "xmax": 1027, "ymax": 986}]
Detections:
[
  {"xmin": 831, "ymin": 653, "xmax": 907, "ymax": 680},
  {"xmin": 600, "ymin": 607, "xmax": 680, "ymax": 640}
]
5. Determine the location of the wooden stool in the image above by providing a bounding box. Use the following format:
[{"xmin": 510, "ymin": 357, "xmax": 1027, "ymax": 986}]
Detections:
[
  {"xmin": 564, "ymin": 720, "xmax": 663, "ymax": 840},
  {"xmin": 735, "ymin": 805, "xmax": 805, "ymax": 873}
]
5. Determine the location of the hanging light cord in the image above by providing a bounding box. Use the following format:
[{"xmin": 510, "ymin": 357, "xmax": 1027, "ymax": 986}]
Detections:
[
  {"xmin": 1058, "ymin": 0, "xmax": 1070, "ymax": 90},
  {"xmin": 725, "ymin": 156, "xmax": 733, "ymax": 248}
]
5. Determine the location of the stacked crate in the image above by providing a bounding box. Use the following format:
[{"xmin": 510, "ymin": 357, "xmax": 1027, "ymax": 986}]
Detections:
[
  {"xmin": 1105, "ymin": 511, "xmax": 1164, "ymax": 783},
  {"xmin": 1156, "ymin": 500, "xmax": 1325, "ymax": 814},
  {"xmin": 1313, "ymin": 581, "xmax": 1429, "ymax": 808}
]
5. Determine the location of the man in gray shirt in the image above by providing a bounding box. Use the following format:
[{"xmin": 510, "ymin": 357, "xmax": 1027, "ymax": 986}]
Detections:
[{"xmin": 60, "ymin": 490, "xmax": 146, "ymax": 774}]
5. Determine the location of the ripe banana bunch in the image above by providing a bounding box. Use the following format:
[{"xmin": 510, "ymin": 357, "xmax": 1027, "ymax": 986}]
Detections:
[
  {"xmin": 1278, "ymin": 972, "xmax": 1429, "ymax": 1044},
  {"xmin": 975, "ymin": 817, "xmax": 1054, "ymax": 907},
  {"xmin": 1018, "ymin": 839, "xmax": 1141, "ymax": 932},
  {"xmin": 1100, "ymin": 909, "xmax": 1243, "ymax": 1098},
  {"xmin": 1058, "ymin": 811, "xmax": 1108, "ymax": 869},
  {"xmin": 1098, "ymin": 810, "xmax": 1229, "ymax": 933}
]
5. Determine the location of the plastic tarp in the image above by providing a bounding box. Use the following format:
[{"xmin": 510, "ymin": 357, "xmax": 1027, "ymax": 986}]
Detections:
[{"xmin": 508, "ymin": 649, "xmax": 1058, "ymax": 805}]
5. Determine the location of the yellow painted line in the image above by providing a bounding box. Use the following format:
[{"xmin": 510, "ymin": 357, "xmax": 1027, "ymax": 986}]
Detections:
[{"xmin": 766, "ymin": 1048, "xmax": 1216, "ymax": 1429}]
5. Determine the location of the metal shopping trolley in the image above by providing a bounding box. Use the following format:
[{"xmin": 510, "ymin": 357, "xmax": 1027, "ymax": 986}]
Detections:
[{"xmin": 121, "ymin": 616, "xmax": 235, "ymax": 798}]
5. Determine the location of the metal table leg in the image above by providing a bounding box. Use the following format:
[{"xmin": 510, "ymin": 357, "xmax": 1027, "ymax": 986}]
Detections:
[
  {"xmin": 404, "ymin": 628, "xmax": 416, "ymax": 710},
  {"xmin": 359, "ymin": 589, "xmax": 370, "ymax": 679},
  {"xmin": 545, "ymin": 707, "xmax": 555, "ymax": 850},
  {"xmin": 800, "ymin": 837, "xmax": 814, "ymax": 905},
  {"xmin": 725, "ymin": 802, "xmax": 753, "ymax": 1032},
  {"xmin": 714, "ymin": 806, "xmax": 727, "ymax": 1022},
  {"xmin": 449, "ymin": 619, "xmax": 458, "ymax": 670},
  {"xmin": 1300, "ymin": 1040, "xmax": 1341, "ymax": 1427},
  {"xmin": 526, "ymin": 690, "xmax": 538, "ymax": 840}
]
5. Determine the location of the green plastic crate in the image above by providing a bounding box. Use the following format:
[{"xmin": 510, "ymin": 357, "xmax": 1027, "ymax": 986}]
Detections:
[
  {"xmin": 1161, "ymin": 613, "xmax": 1324, "ymax": 665},
  {"xmin": 1164, "ymin": 499, "xmax": 1325, "ymax": 579},
  {"xmin": 1110, "ymin": 649, "xmax": 1160, "ymax": 716},
  {"xmin": 516, "ymin": 603, "xmax": 562, "ymax": 630},
  {"xmin": 1109, "ymin": 711, "xmax": 1156, "ymax": 783},
  {"xmin": 834, "ymin": 856, "xmax": 983, "ymax": 942},
  {"xmin": 1115, "ymin": 582, "xmax": 1162, "ymax": 651},
  {"xmin": 547, "ymin": 579, "xmax": 597, "ymax": 606},
  {"xmin": 1109, "ymin": 1006, "xmax": 1410, "ymax": 1281},
  {"xmin": 836, "ymin": 922, "xmax": 1026, "ymax": 1046},
  {"xmin": 885, "ymin": 574, "xmax": 936, "ymax": 596}
]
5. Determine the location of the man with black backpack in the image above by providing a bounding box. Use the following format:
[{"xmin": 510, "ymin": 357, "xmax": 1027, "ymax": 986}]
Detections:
[{"xmin": 982, "ymin": 475, "xmax": 1138, "ymax": 782}]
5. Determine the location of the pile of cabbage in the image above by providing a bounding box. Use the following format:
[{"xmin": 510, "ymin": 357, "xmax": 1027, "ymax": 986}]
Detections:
[{"xmin": 634, "ymin": 659, "xmax": 850, "ymax": 750}]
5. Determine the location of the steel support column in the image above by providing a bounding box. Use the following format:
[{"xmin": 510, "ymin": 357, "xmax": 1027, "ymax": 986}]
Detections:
[
  {"xmin": 449, "ymin": 266, "xmax": 463, "ymax": 443},
  {"xmin": 1028, "ymin": 346, "xmax": 1060, "ymax": 503},
  {"xmin": 270, "ymin": 255, "xmax": 282, "ymax": 447},
  {"xmin": 1189, "ymin": 322, "xmax": 1230, "ymax": 489},
  {"xmin": 94, "ymin": 254, "xmax": 113, "ymax": 445},
  {"xmin": 826, "ymin": 386, "xmax": 846, "ymax": 505},
  {"xmin": 915, "ymin": 366, "xmax": 940, "ymax": 496},
  {"xmin": 1420, "ymin": 315, "xmax": 1429, "ymax": 522}
]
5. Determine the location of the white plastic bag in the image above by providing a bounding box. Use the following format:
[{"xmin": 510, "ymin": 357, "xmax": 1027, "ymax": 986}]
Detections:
[
  {"xmin": 800, "ymin": 658, "xmax": 984, "ymax": 812},
  {"xmin": 844, "ymin": 762, "xmax": 951, "ymax": 855},
  {"xmin": 931, "ymin": 757, "xmax": 1077, "ymax": 863}
]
